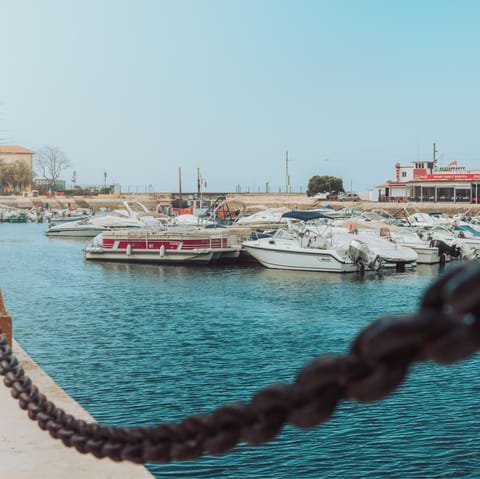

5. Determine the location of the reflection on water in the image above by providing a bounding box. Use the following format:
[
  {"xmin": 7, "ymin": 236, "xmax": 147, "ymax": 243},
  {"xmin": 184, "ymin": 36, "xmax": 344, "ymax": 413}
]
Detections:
[{"xmin": 0, "ymin": 223, "xmax": 476, "ymax": 479}]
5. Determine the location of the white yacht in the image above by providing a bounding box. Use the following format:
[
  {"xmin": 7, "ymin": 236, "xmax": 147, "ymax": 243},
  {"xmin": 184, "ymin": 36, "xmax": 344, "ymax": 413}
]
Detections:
[
  {"xmin": 242, "ymin": 211, "xmax": 382, "ymax": 273},
  {"xmin": 45, "ymin": 201, "xmax": 161, "ymax": 238}
]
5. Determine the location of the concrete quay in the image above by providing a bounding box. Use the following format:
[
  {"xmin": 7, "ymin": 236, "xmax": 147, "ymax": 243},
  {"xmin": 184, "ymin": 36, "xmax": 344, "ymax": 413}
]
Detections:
[
  {"xmin": 0, "ymin": 340, "xmax": 155, "ymax": 479},
  {"xmin": 2, "ymin": 192, "xmax": 480, "ymax": 216}
]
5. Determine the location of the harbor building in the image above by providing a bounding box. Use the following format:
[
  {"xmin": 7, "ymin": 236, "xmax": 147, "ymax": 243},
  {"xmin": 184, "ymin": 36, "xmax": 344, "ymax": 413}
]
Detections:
[
  {"xmin": 0, "ymin": 145, "xmax": 34, "ymax": 194},
  {"xmin": 377, "ymin": 157, "xmax": 480, "ymax": 203}
]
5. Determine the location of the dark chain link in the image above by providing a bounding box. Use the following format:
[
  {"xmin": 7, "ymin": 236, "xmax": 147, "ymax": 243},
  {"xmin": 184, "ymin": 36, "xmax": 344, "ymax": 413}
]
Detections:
[{"xmin": 2, "ymin": 262, "xmax": 480, "ymax": 464}]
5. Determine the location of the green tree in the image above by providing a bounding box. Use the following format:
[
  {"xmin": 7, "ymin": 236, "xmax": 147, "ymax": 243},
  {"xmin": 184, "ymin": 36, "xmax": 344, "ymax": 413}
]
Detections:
[
  {"xmin": 12, "ymin": 161, "xmax": 31, "ymax": 192},
  {"xmin": 0, "ymin": 162, "xmax": 15, "ymax": 193},
  {"xmin": 307, "ymin": 175, "xmax": 344, "ymax": 196},
  {"xmin": 0, "ymin": 161, "xmax": 32, "ymax": 193}
]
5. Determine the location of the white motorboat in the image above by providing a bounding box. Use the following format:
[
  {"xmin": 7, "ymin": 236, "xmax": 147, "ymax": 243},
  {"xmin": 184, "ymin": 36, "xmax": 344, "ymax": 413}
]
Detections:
[
  {"xmin": 426, "ymin": 226, "xmax": 480, "ymax": 260},
  {"xmin": 387, "ymin": 229, "xmax": 443, "ymax": 264},
  {"xmin": 45, "ymin": 215, "xmax": 143, "ymax": 237},
  {"xmin": 45, "ymin": 201, "xmax": 161, "ymax": 238},
  {"xmin": 329, "ymin": 226, "xmax": 418, "ymax": 269},
  {"xmin": 243, "ymin": 232, "xmax": 347, "ymax": 272},
  {"xmin": 406, "ymin": 212, "xmax": 453, "ymax": 227},
  {"xmin": 242, "ymin": 211, "xmax": 381, "ymax": 273}
]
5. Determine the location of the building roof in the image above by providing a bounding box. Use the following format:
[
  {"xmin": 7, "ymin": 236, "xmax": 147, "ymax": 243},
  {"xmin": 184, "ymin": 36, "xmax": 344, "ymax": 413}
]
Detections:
[{"xmin": 0, "ymin": 145, "xmax": 33, "ymax": 154}]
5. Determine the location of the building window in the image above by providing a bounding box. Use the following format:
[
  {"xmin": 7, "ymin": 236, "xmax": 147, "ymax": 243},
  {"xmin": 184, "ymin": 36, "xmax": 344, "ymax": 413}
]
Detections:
[{"xmin": 401, "ymin": 172, "xmax": 407, "ymax": 178}]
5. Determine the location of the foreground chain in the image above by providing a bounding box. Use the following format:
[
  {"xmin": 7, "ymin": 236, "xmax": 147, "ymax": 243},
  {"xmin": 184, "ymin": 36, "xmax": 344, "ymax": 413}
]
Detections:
[{"xmin": 2, "ymin": 262, "xmax": 480, "ymax": 464}]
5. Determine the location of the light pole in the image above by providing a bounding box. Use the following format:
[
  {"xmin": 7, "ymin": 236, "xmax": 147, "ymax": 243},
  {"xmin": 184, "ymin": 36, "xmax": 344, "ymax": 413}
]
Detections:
[{"xmin": 285, "ymin": 150, "xmax": 290, "ymax": 193}]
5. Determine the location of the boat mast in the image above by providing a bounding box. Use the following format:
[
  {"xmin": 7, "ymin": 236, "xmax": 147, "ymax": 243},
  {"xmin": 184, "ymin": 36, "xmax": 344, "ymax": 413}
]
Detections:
[{"xmin": 197, "ymin": 167, "xmax": 203, "ymax": 210}]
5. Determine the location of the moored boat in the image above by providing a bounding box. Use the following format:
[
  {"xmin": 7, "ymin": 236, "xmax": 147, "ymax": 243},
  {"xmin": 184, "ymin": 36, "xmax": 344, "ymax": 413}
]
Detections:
[
  {"xmin": 45, "ymin": 215, "xmax": 144, "ymax": 237},
  {"xmin": 242, "ymin": 211, "xmax": 382, "ymax": 273},
  {"xmin": 242, "ymin": 231, "xmax": 375, "ymax": 273},
  {"xmin": 45, "ymin": 201, "xmax": 162, "ymax": 238},
  {"xmin": 242, "ymin": 210, "xmax": 418, "ymax": 272},
  {"xmin": 84, "ymin": 227, "xmax": 242, "ymax": 264}
]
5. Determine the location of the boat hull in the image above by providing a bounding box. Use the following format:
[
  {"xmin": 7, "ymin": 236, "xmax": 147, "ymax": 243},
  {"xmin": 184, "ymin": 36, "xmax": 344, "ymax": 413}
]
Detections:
[
  {"xmin": 46, "ymin": 227, "xmax": 106, "ymax": 238},
  {"xmin": 396, "ymin": 243, "xmax": 442, "ymax": 264},
  {"xmin": 84, "ymin": 229, "xmax": 241, "ymax": 265},
  {"xmin": 84, "ymin": 247, "xmax": 218, "ymax": 263},
  {"xmin": 242, "ymin": 241, "xmax": 358, "ymax": 273}
]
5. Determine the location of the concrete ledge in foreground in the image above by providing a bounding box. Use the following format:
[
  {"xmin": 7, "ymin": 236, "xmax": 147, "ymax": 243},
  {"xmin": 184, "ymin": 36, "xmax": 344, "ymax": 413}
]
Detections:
[{"xmin": 0, "ymin": 340, "xmax": 155, "ymax": 479}]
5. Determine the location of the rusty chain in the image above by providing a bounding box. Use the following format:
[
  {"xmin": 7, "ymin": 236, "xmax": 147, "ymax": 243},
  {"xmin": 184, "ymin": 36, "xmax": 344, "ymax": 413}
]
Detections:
[{"xmin": 2, "ymin": 262, "xmax": 480, "ymax": 464}]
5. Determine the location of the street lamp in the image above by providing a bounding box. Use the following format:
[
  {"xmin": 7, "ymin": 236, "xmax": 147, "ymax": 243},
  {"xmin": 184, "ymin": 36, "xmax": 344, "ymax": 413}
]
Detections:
[{"xmin": 285, "ymin": 150, "xmax": 289, "ymax": 193}]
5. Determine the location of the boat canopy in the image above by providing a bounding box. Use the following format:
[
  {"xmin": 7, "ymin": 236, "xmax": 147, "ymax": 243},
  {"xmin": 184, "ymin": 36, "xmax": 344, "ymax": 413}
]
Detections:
[
  {"xmin": 281, "ymin": 210, "xmax": 333, "ymax": 221},
  {"xmin": 454, "ymin": 224, "xmax": 480, "ymax": 237}
]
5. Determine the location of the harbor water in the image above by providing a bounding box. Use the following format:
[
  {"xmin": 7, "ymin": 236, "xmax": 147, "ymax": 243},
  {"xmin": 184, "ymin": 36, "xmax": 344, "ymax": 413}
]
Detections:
[{"xmin": 1, "ymin": 222, "xmax": 480, "ymax": 478}]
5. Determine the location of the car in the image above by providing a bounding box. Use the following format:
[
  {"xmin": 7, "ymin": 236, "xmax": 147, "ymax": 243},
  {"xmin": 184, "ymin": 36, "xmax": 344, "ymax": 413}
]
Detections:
[{"xmin": 339, "ymin": 192, "xmax": 360, "ymax": 201}]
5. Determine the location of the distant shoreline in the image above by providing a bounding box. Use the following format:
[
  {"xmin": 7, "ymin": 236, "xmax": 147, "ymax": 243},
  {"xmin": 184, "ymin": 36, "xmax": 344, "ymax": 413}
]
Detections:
[{"xmin": 1, "ymin": 192, "xmax": 480, "ymax": 216}]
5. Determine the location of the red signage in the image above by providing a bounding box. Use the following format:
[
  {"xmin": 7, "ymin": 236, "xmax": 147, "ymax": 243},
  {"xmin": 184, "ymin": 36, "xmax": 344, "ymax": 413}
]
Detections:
[{"xmin": 413, "ymin": 173, "xmax": 480, "ymax": 181}]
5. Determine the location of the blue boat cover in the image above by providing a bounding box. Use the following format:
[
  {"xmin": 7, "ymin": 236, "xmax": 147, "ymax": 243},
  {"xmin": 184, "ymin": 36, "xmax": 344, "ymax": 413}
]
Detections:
[
  {"xmin": 281, "ymin": 210, "xmax": 332, "ymax": 221},
  {"xmin": 454, "ymin": 224, "xmax": 480, "ymax": 237}
]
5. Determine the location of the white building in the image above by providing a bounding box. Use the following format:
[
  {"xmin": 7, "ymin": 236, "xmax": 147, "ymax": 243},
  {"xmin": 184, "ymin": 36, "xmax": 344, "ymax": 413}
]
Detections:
[{"xmin": 376, "ymin": 160, "xmax": 480, "ymax": 203}]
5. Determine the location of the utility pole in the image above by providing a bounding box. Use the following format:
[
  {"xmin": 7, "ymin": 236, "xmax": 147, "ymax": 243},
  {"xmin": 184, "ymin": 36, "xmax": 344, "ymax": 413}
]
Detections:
[
  {"xmin": 178, "ymin": 167, "xmax": 182, "ymax": 205},
  {"xmin": 197, "ymin": 168, "xmax": 204, "ymax": 209},
  {"xmin": 433, "ymin": 142, "xmax": 438, "ymax": 165},
  {"xmin": 285, "ymin": 150, "xmax": 290, "ymax": 193}
]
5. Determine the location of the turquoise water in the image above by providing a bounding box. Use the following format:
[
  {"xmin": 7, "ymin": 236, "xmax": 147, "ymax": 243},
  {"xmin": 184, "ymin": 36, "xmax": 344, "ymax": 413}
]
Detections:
[{"xmin": 1, "ymin": 222, "xmax": 480, "ymax": 478}]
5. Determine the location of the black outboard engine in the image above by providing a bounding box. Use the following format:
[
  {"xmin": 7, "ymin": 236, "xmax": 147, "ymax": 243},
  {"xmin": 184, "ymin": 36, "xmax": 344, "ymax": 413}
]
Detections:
[{"xmin": 430, "ymin": 239, "xmax": 461, "ymax": 263}]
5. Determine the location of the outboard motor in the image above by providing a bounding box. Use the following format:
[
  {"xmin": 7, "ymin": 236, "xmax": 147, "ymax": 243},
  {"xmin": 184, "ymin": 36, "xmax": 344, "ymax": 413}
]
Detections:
[
  {"xmin": 449, "ymin": 239, "xmax": 477, "ymax": 260},
  {"xmin": 348, "ymin": 239, "xmax": 381, "ymax": 272},
  {"xmin": 431, "ymin": 238, "xmax": 465, "ymax": 262}
]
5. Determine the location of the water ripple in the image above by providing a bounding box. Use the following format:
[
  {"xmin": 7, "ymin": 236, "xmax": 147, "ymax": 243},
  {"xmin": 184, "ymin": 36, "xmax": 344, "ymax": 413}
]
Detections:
[{"xmin": 1, "ymin": 223, "xmax": 479, "ymax": 478}]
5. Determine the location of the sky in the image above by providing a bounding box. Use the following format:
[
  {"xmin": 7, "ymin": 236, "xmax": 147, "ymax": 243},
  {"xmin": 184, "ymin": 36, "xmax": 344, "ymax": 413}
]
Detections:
[{"xmin": 1, "ymin": 0, "xmax": 480, "ymax": 194}]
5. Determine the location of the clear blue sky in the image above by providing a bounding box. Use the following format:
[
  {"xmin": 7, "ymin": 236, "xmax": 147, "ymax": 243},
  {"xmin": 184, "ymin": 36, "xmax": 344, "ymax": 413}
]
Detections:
[{"xmin": 1, "ymin": 0, "xmax": 480, "ymax": 193}]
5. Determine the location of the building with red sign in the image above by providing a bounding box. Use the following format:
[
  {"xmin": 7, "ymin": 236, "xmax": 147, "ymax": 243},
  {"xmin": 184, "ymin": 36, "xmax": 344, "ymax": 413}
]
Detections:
[{"xmin": 377, "ymin": 159, "xmax": 480, "ymax": 203}]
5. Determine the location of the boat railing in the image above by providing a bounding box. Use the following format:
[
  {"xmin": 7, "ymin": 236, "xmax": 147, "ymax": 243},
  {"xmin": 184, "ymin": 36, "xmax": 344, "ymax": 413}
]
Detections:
[{"xmin": 99, "ymin": 228, "xmax": 243, "ymax": 250}]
